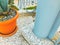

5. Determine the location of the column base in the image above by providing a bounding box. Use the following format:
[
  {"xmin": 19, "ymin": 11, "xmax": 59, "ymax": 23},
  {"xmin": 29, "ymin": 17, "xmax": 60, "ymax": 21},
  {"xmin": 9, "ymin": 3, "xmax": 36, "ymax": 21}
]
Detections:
[{"xmin": 21, "ymin": 22, "xmax": 54, "ymax": 45}]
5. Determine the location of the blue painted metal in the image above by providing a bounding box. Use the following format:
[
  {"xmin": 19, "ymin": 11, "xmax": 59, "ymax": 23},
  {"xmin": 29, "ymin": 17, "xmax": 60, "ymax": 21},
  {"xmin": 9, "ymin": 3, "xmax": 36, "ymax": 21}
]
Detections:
[
  {"xmin": 48, "ymin": 11, "xmax": 60, "ymax": 39},
  {"xmin": 33, "ymin": 0, "xmax": 60, "ymax": 38},
  {"xmin": 33, "ymin": 0, "xmax": 60, "ymax": 45}
]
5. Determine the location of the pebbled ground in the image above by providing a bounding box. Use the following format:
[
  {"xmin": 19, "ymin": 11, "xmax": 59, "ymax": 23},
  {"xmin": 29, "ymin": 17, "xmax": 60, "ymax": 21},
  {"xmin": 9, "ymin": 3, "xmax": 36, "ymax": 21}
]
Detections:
[{"xmin": 0, "ymin": 14, "xmax": 59, "ymax": 45}]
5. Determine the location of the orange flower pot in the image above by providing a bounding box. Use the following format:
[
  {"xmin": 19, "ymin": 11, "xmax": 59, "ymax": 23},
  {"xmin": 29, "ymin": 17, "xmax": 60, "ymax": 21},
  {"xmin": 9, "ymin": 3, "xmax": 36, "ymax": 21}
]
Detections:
[{"xmin": 0, "ymin": 11, "xmax": 19, "ymax": 35}]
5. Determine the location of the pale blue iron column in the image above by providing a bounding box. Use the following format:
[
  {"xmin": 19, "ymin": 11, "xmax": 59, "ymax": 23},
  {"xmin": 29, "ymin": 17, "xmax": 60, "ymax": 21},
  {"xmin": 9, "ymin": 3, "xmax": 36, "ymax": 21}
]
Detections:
[
  {"xmin": 48, "ymin": 1, "xmax": 60, "ymax": 40},
  {"xmin": 33, "ymin": 0, "xmax": 60, "ymax": 38},
  {"xmin": 48, "ymin": 11, "xmax": 60, "ymax": 39}
]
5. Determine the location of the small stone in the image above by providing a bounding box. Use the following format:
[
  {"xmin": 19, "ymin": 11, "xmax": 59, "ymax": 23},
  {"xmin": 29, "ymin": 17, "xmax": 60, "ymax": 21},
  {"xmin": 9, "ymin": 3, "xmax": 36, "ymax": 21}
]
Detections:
[
  {"xmin": 12, "ymin": 12, "xmax": 16, "ymax": 16},
  {"xmin": 7, "ymin": 15, "xmax": 13, "ymax": 20},
  {"xmin": 2, "ymin": 16, "xmax": 7, "ymax": 21},
  {"xmin": 7, "ymin": 16, "xmax": 11, "ymax": 19},
  {"xmin": 0, "ymin": 18, "xmax": 3, "ymax": 21},
  {"xmin": 10, "ymin": 15, "xmax": 14, "ymax": 18}
]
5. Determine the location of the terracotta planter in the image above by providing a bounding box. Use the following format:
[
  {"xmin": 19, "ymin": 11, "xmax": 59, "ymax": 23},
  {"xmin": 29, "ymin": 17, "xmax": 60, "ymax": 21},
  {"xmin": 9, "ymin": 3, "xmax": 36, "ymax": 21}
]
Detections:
[{"xmin": 0, "ymin": 11, "xmax": 19, "ymax": 35}]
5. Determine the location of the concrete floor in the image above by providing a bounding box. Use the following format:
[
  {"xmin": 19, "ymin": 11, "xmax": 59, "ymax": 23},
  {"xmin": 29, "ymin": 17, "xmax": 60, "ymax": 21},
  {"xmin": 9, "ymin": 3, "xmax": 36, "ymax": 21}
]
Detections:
[{"xmin": 0, "ymin": 12, "xmax": 60, "ymax": 45}]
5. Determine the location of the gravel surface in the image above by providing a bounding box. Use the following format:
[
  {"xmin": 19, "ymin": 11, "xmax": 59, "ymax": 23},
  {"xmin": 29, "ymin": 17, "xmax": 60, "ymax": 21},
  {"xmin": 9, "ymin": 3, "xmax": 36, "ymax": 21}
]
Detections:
[
  {"xmin": 0, "ymin": 16, "xmax": 59, "ymax": 45},
  {"xmin": 0, "ymin": 9, "xmax": 16, "ymax": 21}
]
